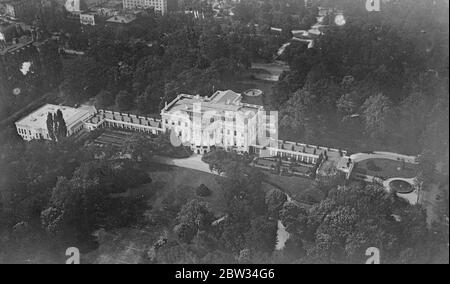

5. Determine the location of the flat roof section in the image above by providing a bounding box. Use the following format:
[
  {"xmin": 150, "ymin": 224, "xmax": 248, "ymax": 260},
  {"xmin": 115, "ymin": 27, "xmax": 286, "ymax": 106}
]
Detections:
[
  {"xmin": 210, "ymin": 90, "xmax": 241, "ymax": 104},
  {"xmin": 15, "ymin": 104, "xmax": 94, "ymax": 130},
  {"xmin": 164, "ymin": 91, "xmax": 263, "ymax": 116}
]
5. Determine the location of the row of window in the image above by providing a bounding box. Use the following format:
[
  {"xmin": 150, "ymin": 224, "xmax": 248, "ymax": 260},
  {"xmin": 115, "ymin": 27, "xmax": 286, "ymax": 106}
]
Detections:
[
  {"xmin": 165, "ymin": 120, "xmax": 245, "ymax": 137},
  {"xmin": 275, "ymin": 152, "xmax": 318, "ymax": 164},
  {"xmin": 164, "ymin": 116, "xmax": 239, "ymax": 125},
  {"xmin": 17, "ymin": 128, "xmax": 31, "ymax": 135},
  {"xmin": 18, "ymin": 132, "xmax": 46, "ymax": 140}
]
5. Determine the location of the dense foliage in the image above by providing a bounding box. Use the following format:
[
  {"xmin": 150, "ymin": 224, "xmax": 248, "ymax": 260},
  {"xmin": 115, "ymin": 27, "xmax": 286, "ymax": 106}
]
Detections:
[
  {"xmin": 275, "ymin": 0, "xmax": 448, "ymax": 170},
  {"xmin": 0, "ymin": 138, "xmax": 152, "ymax": 262}
]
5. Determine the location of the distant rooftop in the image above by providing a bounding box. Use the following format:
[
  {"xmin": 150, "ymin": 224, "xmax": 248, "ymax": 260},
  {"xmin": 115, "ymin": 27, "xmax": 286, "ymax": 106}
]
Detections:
[{"xmin": 106, "ymin": 14, "xmax": 137, "ymax": 24}]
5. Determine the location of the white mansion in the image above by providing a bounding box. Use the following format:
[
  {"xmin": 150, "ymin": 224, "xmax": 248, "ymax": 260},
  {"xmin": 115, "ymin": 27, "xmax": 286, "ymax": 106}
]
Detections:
[{"xmin": 161, "ymin": 90, "xmax": 278, "ymax": 154}]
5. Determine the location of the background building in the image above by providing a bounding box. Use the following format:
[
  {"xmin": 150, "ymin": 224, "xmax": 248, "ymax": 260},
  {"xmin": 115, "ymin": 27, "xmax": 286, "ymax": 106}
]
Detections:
[
  {"xmin": 80, "ymin": 11, "xmax": 97, "ymax": 25},
  {"xmin": 105, "ymin": 13, "xmax": 136, "ymax": 25},
  {"xmin": 123, "ymin": 0, "xmax": 167, "ymax": 15},
  {"xmin": 3, "ymin": 0, "xmax": 36, "ymax": 19}
]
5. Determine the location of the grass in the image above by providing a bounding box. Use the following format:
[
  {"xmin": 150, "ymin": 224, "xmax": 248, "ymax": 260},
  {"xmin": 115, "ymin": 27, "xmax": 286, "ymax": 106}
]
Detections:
[
  {"xmin": 148, "ymin": 166, "xmax": 226, "ymax": 215},
  {"xmin": 263, "ymin": 171, "xmax": 315, "ymax": 198},
  {"xmin": 354, "ymin": 158, "xmax": 418, "ymax": 179},
  {"xmin": 125, "ymin": 165, "xmax": 226, "ymax": 216}
]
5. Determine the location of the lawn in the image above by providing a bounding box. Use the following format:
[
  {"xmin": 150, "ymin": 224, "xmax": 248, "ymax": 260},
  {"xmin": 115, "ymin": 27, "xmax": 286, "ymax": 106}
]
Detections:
[
  {"xmin": 263, "ymin": 171, "xmax": 315, "ymax": 198},
  {"xmin": 145, "ymin": 166, "xmax": 226, "ymax": 215},
  {"xmin": 353, "ymin": 158, "xmax": 418, "ymax": 179}
]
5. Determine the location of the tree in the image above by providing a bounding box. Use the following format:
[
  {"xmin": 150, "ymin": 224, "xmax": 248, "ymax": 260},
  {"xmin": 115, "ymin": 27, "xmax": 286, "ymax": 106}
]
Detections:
[
  {"xmin": 41, "ymin": 158, "xmax": 149, "ymax": 244},
  {"xmin": 244, "ymin": 216, "xmax": 277, "ymax": 254},
  {"xmin": 45, "ymin": 110, "xmax": 67, "ymax": 141},
  {"xmin": 301, "ymin": 183, "xmax": 440, "ymax": 263},
  {"xmin": 279, "ymin": 89, "xmax": 323, "ymax": 142},
  {"xmin": 41, "ymin": 176, "xmax": 101, "ymax": 241},
  {"xmin": 60, "ymin": 57, "xmax": 106, "ymax": 103},
  {"xmin": 175, "ymin": 199, "xmax": 215, "ymax": 243},
  {"xmin": 265, "ymin": 188, "xmax": 287, "ymax": 217},
  {"xmin": 54, "ymin": 109, "xmax": 67, "ymax": 141},
  {"xmin": 115, "ymin": 90, "xmax": 135, "ymax": 111},
  {"xmin": 336, "ymin": 92, "xmax": 360, "ymax": 117},
  {"xmin": 95, "ymin": 90, "xmax": 115, "ymax": 108},
  {"xmin": 279, "ymin": 202, "xmax": 308, "ymax": 238},
  {"xmin": 46, "ymin": 113, "xmax": 55, "ymax": 141},
  {"xmin": 361, "ymin": 93, "xmax": 394, "ymax": 140}
]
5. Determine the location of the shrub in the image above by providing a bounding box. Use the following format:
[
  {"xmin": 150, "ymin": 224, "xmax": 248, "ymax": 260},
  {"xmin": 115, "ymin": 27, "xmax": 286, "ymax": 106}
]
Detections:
[{"xmin": 196, "ymin": 184, "xmax": 212, "ymax": 197}]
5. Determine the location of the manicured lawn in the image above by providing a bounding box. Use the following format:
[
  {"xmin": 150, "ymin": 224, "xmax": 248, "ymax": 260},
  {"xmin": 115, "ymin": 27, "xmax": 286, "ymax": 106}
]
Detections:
[
  {"xmin": 131, "ymin": 166, "xmax": 227, "ymax": 215},
  {"xmin": 354, "ymin": 158, "xmax": 418, "ymax": 179},
  {"xmin": 264, "ymin": 171, "xmax": 315, "ymax": 198}
]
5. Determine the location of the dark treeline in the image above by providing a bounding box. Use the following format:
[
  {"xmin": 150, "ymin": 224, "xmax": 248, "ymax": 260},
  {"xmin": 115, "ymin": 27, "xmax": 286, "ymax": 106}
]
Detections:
[
  {"xmin": 274, "ymin": 0, "xmax": 448, "ymax": 173},
  {"xmin": 0, "ymin": 135, "xmax": 155, "ymax": 262}
]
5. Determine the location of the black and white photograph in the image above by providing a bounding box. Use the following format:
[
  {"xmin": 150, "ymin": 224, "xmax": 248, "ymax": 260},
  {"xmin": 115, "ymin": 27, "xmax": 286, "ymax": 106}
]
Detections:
[{"xmin": 0, "ymin": 0, "xmax": 448, "ymax": 267}]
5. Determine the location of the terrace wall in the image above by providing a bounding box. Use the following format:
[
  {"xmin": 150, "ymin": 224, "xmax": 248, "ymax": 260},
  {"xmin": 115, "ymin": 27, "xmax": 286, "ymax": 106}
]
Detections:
[{"xmin": 84, "ymin": 109, "xmax": 163, "ymax": 135}]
